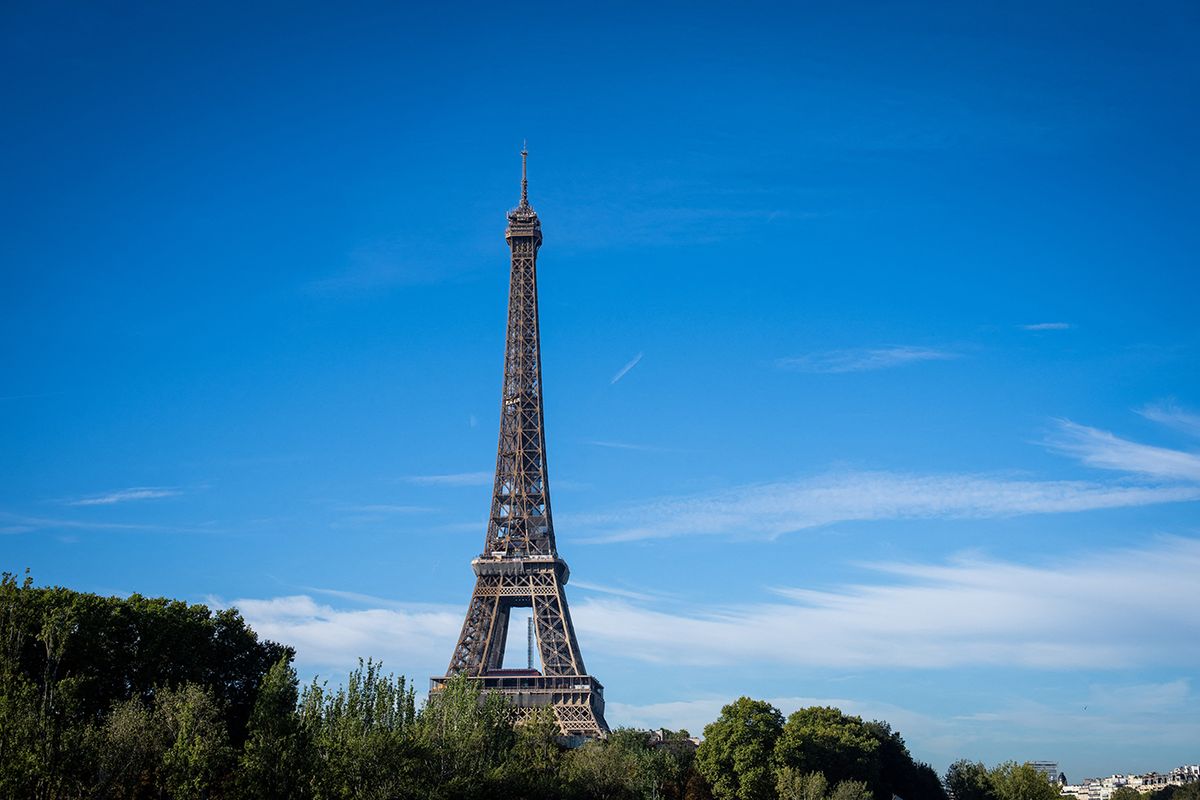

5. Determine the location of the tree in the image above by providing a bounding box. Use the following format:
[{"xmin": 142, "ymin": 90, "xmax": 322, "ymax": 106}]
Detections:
[
  {"xmin": 863, "ymin": 721, "xmax": 947, "ymax": 800},
  {"xmin": 776, "ymin": 769, "xmax": 874, "ymax": 800},
  {"xmin": 301, "ymin": 658, "xmax": 421, "ymax": 800},
  {"xmin": 777, "ymin": 768, "xmax": 828, "ymax": 800},
  {"xmin": 945, "ymin": 760, "xmax": 995, "ymax": 800},
  {"xmin": 0, "ymin": 574, "xmax": 291, "ymax": 749},
  {"xmin": 987, "ymin": 762, "xmax": 1060, "ymax": 800},
  {"xmin": 830, "ymin": 781, "xmax": 873, "ymax": 800},
  {"xmin": 94, "ymin": 695, "xmax": 170, "ymax": 799},
  {"xmin": 238, "ymin": 657, "xmax": 309, "ymax": 800},
  {"xmin": 499, "ymin": 707, "xmax": 563, "ymax": 800},
  {"xmin": 1112, "ymin": 788, "xmax": 1141, "ymax": 800},
  {"xmin": 157, "ymin": 683, "xmax": 235, "ymax": 800},
  {"xmin": 0, "ymin": 670, "xmax": 43, "ymax": 798},
  {"xmin": 695, "ymin": 697, "xmax": 784, "ymax": 800},
  {"xmin": 414, "ymin": 671, "xmax": 513, "ymax": 798},
  {"xmin": 602, "ymin": 727, "xmax": 698, "ymax": 800},
  {"xmin": 775, "ymin": 707, "xmax": 881, "ymax": 793},
  {"xmin": 562, "ymin": 737, "xmax": 643, "ymax": 800}
]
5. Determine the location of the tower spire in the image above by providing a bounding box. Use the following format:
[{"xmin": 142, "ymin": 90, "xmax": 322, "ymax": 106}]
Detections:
[{"xmin": 520, "ymin": 144, "xmax": 529, "ymax": 207}]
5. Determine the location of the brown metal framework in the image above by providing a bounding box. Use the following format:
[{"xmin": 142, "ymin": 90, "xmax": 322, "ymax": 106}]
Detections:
[{"xmin": 432, "ymin": 151, "xmax": 608, "ymax": 738}]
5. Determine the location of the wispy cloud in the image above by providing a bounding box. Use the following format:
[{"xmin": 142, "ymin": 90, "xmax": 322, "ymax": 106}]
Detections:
[
  {"xmin": 570, "ymin": 580, "xmax": 671, "ymax": 603},
  {"xmin": 346, "ymin": 504, "xmax": 434, "ymax": 514},
  {"xmin": 1046, "ymin": 420, "xmax": 1200, "ymax": 482},
  {"xmin": 585, "ymin": 440, "xmax": 672, "ymax": 452},
  {"xmin": 776, "ymin": 345, "xmax": 958, "ymax": 374},
  {"xmin": 571, "ymin": 537, "xmax": 1200, "ymax": 670},
  {"xmin": 566, "ymin": 469, "xmax": 1200, "ymax": 543},
  {"xmin": 65, "ymin": 486, "xmax": 182, "ymax": 506},
  {"xmin": 1020, "ymin": 322, "xmax": 1072, "ymax": 331},
  {"xmin": 0, "ymin": 391, "xmax": 64, "ymax": 402},
  {"xmin": 0, "ymin": 511, "xmax": 212, "ymax": 535},
  {"xmin": 401, "ymin": 472, "xmax": 493, "ymax": 487},
  {"xmin": 611, "ymin": 352, "xmax": 644, "ymax": 384},
  {"xmin": 303, "ymin": 236, "xmax": 474, "ymax": 296},
  {"xmin": 301, "ymin": 587, "xmax": 455, "ymax": 613},
  {"xmin": 1139, "ymin": 400, "xmax": 1200, "ymax": 439}
]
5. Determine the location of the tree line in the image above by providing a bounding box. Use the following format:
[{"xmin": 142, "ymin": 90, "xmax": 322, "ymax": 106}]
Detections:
[{"xmin": 1, "ymin": 574, "xmax": 1065, "ymax": 800}]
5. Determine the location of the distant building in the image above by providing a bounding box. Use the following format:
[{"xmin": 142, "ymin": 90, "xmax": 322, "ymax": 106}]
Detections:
[
  {"xmin": 1030, "ymin": 763, "xmax": 1064, "ymax": 785},
  {"xmin": 1170, "ymin": 766, "xmax": 1200, "ymax": 784},
  {"xmin": 647, "ymin": 728, "xmax": 701, "ymax": 751},
  {"xmin": 1061, "ymin": 766, "xmax": 1200, "ymax": 799}
]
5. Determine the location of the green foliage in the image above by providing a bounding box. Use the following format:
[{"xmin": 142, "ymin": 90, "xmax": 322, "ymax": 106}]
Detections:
[
  {"xmin": 300, "ymin": 658, "xmax": 420, "ymax": 800},
  {"xmin": 777, "ymin": 768, "xmax": 829, "ymax": 800},
  {"xmin": 830, "ymin": 780, "xmax": 873, "ymax": 800},
  {"xmin": 695, "ymin": 697, "xmax": 785, "ymax": 800},
  {"xmin": 776, "ymin": 769, "xmax": 873, "ymax": 800},
  {"xmin": 1150, "ymin": 785, "xmax": 1200, "ymax": 800},
  {"xmin": 158, "ymin": 683, "xmax": 236, "ymax": 800},
  {"xmin": 772, "ymin": 708, "xmax": 948, "ymax": 800},
  {"xmin": 0, "ymin": 571, "xmax": 291, "ymax": 747},
  {"xmin": 415, "ymin": 671, "xmax": 513, "ymax": 797},
  {"xmin": 775, "ymin": 707, "xmax": 881, "ymax": 793},
  {"xmin": 0, "ymin": 669, "xmax": 43, "ymax": 798},
  {"xmin": 563, "ymin": 737, "xmax": 645, "ymax": 800},
  {"xmin": 95, "ymin": 695, "xmax": 170, "ymax": 799},
  {"xmin": 500, "ymin": 707, "xmax": 564, "ymax": 799},
  {"xmin": 945, "ymin": 760, "xmax": 997, "ymax": 800},
  {"xmin": 563, "ymin": 727, "xmax": 698, "ymax": 800},
  {"xmin": 238, "ymin": 657, "xmax": 309, "ymax": 800},
  {"xmin": 1112, "ymin": 788, "xmax": 1142, "ymax": 800},
  {"xmin": 987, "ymin": 762, "xmax": 1062, "ymax": 800}
]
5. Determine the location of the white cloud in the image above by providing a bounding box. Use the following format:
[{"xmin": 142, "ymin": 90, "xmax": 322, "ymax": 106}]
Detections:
[
  {"xmin": 611, "ymin": 352, "xmax": 644, "ymax": 384},
  {"xmin": 1047, "ymin": 420, "xmax": 1200, "ymax": 481},
  {"xmin": 231, "ymin": 539, "xmax": 1200, "ymax": 680},
  {"xmin": 223, "ymin": 594, "xmax": 461, "ymax": 676},
  {"xmin": 565, "ymin": 470, "xmax": 1200, "ymax": 542},
  {"xmin": 66, "ymin": 486, "xmax": 182, "ymax": 506},
  {"xmin": 1139, "ymin": 400, "xmax": 1200, "ymax": 439},
  {"xmin": 776, "ymin": 346, "xmax": 958, "ymax": 374},
  {"xmin": 1021, "ymin": 322, "xmax": 1072, "ymax": 331},
  {"xmin": 570, "ymin": 537, "xmax": 1200, "ymax": 670},
  {"xmin": 401, "ymin": 472, "xmax": 493, "ymax": 487}
]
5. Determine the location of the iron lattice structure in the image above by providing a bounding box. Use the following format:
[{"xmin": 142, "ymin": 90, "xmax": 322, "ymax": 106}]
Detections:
[{"xmin": 431, "ymin": 151, "xmax": 608, "ymax": 738}]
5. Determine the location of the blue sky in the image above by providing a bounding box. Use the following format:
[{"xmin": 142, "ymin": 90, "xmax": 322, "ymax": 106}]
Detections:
[{"xmin": 3, "ymin": 0, "xmax": 1199, "ymax": 780}]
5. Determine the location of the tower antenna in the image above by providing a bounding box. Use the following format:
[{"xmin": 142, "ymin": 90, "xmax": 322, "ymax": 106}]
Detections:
[{"xmin": 520, "ymin": 143, "xmax": 529, "ymax": 206}]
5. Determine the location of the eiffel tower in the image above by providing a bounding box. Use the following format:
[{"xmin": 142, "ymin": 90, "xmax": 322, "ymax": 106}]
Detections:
[{"xmin": 430, "ymin": 150, "xmax": 608, "ymax": 738}]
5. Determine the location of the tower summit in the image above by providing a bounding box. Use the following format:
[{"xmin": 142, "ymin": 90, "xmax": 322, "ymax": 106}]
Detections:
[{"xmin": 431, "ymin": 151, "xmax": 609, "ymax": 738}]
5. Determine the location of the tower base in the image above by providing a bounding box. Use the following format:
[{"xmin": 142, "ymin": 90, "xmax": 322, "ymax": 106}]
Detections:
[{"xmin": 430, "ymin": 672, "xmax": 608, "ymax": 738}]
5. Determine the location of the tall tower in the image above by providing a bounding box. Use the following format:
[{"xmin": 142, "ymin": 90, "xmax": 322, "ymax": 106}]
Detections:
[{"xmin": 430, "ymin": 150, "xmax": 608, "ymax": 738}]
